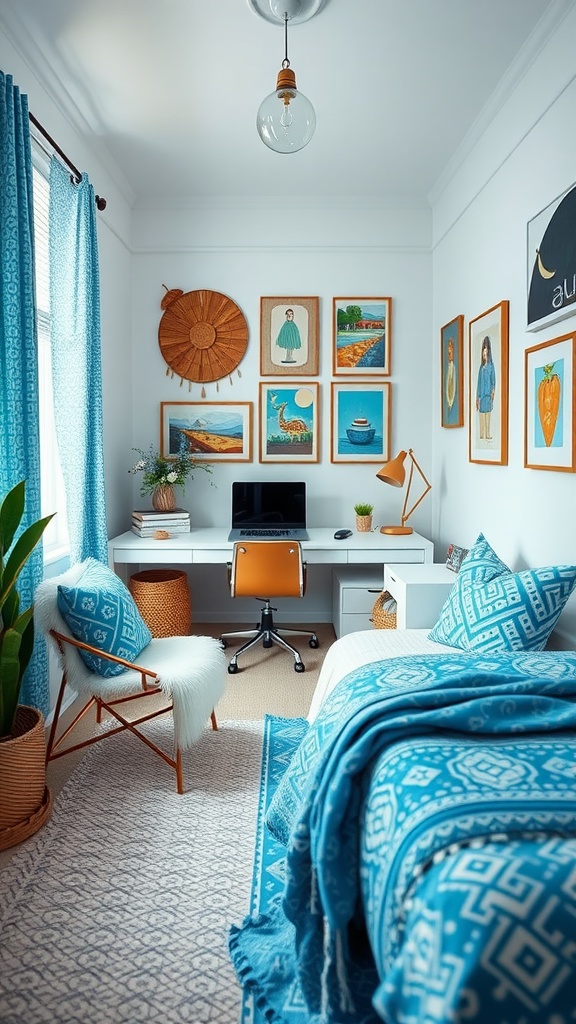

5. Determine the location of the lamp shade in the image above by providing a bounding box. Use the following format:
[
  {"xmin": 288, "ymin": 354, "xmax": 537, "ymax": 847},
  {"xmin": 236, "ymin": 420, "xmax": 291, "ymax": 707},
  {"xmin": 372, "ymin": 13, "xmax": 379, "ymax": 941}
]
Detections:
[
  {"xmin": 376, "ymin": 450, "xmax": 407, "ymax": 488},
  {"xmin": 256, "ymin": 67, "xmax": 316, "ymax": 153}
]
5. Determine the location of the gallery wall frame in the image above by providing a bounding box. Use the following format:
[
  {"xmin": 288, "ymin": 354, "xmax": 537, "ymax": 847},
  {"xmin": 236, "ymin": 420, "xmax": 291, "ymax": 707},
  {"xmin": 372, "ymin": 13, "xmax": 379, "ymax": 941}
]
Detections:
[
  {"xmin": 160, "ymin": 401, "xmax": 252, "ymax": 462},
  {"xmin": 259, "ymin": 382, "xmax": 320, "ymax": 463},
  {"xmin": 524, "ymin": 331, "xmax": 576, "ymax": 472},
  {"xmin": 440, "ymin": 314, "xmax": 464, "ymax": 428},
  {"xmin": 527, "ymin": 180, "xmax": 576, "ymax": 333},
  {"xmin": 260, "ymin": 296, "xmax": 319, "ymax": 376},
  {"xmin": 468, "ymin": 300, "xmax": 509, "ymax": 466},
  {"xmin": 332, "ymin": 297, "xmax": 392, "ymax": 376},
  {"xmin": 330, "ymin": 381, "xmax": 391, "ymax": 463}
]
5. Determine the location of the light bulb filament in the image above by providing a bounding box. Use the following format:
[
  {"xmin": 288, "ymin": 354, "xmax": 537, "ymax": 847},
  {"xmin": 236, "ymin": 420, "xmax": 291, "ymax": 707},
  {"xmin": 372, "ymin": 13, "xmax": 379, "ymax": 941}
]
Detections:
[{"xmin": 280, "ymin": 96, "xmax": 293, "ymax": 128}]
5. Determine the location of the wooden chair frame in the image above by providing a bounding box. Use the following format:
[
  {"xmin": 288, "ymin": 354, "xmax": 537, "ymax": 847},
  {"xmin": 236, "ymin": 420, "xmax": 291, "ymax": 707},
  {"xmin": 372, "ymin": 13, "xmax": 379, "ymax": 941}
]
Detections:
[{"xmin": 47, "ymin": 629, "xmax": 218, "ymax": 794}]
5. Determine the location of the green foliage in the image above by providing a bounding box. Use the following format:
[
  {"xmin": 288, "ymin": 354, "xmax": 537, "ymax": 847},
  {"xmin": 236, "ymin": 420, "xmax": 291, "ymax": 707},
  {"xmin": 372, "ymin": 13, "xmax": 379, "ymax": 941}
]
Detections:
[
  {"xmin": 354, "ymin": 503, "xmax": 374, "ymax": 516},
  {"xmin": 129, "ymin": 441, "xmax": 212, "ymax": 497},
  {"xmin": 0, "ymin": 481, "xmax": 54, "ymax": 737}
]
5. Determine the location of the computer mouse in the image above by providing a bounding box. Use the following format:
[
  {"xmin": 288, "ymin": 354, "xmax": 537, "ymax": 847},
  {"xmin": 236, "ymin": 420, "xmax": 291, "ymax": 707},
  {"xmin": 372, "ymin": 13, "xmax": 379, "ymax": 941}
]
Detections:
[{"xmin": 334, "ymin": 529, "xmax": 353, "ymax": 540}]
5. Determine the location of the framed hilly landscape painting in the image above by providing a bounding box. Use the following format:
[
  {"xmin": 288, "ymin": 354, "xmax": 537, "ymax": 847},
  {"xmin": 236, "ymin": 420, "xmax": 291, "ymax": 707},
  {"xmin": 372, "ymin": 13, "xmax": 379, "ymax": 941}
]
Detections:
[
  {"xmin": 333, "ymin": 297, "xmax": 392, "ymax": 375},
  {"xmin": 160, "ymin": 401, "xmax": 252, "ymax": 462}
]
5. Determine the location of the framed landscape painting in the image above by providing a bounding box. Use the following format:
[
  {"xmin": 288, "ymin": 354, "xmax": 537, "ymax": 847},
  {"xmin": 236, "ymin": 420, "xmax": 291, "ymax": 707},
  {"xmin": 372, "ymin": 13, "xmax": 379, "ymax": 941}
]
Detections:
[
  {"xmin": 440, "ymin": 314, "xmax": 464, "ymax": 427},
  {"xmin": 330, "ymin": 382, "xmax": 391, "ymax": 463},
  {"xmin": 524, "ymin": 332, "xmax": 576, "ymax": 472},
  {"xmin": 160, "ymin": 401, "xmax": 252, "ymax": 462},
  {"xmin": 260, "ymin": 296, "xmax": 319, "ymax": 376},
  {"xmin": 468, "ymin": 301, "xmax": 509, "ymax": 466},
  {"xmin": 332, "ymin": 297, "xmax": 391, "ymax": 375},
  {"xmin": 259, "ymin": 382, "xmax": 320, "ymax": 463}
]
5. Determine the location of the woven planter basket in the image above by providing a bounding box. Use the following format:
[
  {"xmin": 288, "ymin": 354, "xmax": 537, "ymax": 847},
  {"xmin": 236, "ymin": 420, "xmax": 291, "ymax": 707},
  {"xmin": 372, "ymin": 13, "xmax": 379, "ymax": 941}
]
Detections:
[
  {"xmin": 370, "ymin": 590, "xmax": 397, "ymax": 630},
  {"xmin": 129, "ymin": 569, "xmax": 191, "ymax": 637},
  {"xmin": 355, "ymin": 514, "xmax": 373, "ymax": 533},
  {"xmin": 0, "ymin": 705, "xmax": 52, "ymax": 850}
]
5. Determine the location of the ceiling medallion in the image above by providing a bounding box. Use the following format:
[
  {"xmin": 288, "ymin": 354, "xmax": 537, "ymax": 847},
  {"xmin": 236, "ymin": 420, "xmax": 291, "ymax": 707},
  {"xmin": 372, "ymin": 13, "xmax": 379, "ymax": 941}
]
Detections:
[
  {"xmin": 247, "ymin": 0, "xmax": 327, "ymax": 26},
  {"xmin": 158, "ymin": 287, "xmax": 248, "ymax": 395}
]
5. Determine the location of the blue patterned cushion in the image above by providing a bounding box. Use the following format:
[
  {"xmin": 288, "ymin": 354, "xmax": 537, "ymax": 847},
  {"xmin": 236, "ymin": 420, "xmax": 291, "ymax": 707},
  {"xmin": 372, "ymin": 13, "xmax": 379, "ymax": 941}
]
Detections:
[
  {"xmin": 428, "ymin": 534, "xmax": 576, "ymax": 652},
  {"xmin": 57, "ymin": 558, "xmax": 152, "ymax": 677}
]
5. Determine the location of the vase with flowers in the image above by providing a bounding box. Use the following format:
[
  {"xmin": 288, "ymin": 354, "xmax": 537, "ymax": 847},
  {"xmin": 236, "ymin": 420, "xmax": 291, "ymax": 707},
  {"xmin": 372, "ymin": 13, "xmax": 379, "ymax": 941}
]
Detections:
[{"xmin": 129, "ymin": 441, "xmax": 212, "ymax": 512}]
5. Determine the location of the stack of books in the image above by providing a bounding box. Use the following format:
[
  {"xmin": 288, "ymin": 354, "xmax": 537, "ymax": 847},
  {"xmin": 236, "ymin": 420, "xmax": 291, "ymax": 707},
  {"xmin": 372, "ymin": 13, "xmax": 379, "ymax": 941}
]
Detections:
[{"xmin": 131, "ymin": 508, "xmax": 191, "ymax": 537}]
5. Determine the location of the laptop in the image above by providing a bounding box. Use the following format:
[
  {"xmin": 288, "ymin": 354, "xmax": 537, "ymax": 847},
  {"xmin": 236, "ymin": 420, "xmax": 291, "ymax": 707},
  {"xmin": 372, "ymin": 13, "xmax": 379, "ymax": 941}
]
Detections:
[{"xmin": 228, "ymin": 481, "xmax": 309, "ymax": 541}]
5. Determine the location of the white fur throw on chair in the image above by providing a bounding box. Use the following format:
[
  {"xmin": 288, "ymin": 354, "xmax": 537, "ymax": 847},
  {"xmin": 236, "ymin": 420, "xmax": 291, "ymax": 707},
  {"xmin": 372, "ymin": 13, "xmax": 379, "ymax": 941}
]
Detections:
[{"xmin": 35, "ymin": 562, "xmax": 227, "ymax": 750}]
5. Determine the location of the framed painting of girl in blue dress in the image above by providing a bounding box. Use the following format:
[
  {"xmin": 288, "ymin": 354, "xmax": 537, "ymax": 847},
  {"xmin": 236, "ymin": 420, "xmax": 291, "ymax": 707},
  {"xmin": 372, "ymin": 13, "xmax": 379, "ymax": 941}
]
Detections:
[
  {"xmin": 468, "ymin": 301, "xmax": 509, "ymax": 466},
  {"xmin": 440, "ymin": 315, "xmax": 464, "ymax": 428},
  {"xmin": 260, "ymin": 297, "xmax": 319, "ymax": 376}
]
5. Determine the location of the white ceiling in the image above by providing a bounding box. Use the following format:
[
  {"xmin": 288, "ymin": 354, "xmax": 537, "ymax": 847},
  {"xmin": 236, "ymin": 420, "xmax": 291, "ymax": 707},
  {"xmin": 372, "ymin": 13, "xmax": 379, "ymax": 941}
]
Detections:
[{"xmin": 0, "ymin": 0, "xmax": 559, "ymax": 207}]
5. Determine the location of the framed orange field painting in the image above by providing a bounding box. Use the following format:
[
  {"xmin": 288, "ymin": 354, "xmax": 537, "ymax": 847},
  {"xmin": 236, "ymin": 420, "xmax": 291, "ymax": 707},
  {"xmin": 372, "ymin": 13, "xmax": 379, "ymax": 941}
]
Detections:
[
  {"xmin": 468, "ymin": 301, "xmax": 509, "ymax": 466},
  {"xmin": 524, "ymin": 332, "xmax": 576, "ymax": 472},
  {"xmin": 160, "ymin": 401, "xmax": 252, "ymax": 462},
  {"xmin": 332, "ymin": 297, "xmax": 391, "ymax": 375}
]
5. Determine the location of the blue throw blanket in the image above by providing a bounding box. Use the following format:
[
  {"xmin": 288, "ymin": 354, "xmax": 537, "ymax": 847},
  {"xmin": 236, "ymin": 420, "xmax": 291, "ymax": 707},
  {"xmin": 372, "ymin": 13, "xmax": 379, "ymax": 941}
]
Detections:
[{"xmin": 229, "ymin": 651, "xmax": 576, "ymax": 1023}]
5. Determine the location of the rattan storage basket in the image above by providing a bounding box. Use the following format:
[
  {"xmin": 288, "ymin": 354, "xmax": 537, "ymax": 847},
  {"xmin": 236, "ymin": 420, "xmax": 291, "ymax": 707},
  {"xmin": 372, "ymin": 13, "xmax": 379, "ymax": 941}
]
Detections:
[
  {"xmin": 129, "ymin": 569, "xmax": 191, "ymax": 637},
  {"xmin": 370, "ymin": 590, "xmax": 397, "ymax": 629}
]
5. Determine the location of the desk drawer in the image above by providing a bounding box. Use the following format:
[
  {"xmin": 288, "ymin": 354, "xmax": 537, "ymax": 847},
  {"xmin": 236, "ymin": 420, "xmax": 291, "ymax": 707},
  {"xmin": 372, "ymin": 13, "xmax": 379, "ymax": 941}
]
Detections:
[
  {"xmin": 348, "ymin": 551, "xmax": 424, "ymax": 565},
  {"xmin": 342, "ymin": 587, "xmax": 381, "ymax": 614}
]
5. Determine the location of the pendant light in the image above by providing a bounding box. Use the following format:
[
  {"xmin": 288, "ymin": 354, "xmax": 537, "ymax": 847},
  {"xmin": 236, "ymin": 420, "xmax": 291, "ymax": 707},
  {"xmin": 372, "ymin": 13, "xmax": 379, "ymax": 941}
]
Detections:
[{"xmin": 256, "ymin": 5, "xmax": 316, "ymax": 154}]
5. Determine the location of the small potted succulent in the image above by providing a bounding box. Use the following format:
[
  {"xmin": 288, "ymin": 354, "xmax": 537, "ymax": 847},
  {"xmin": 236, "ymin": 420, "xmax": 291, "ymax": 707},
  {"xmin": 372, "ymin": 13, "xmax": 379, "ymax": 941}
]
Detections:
[{"xmin": 354, "ymin": 502, "xmax": 374, "ymax": 532}]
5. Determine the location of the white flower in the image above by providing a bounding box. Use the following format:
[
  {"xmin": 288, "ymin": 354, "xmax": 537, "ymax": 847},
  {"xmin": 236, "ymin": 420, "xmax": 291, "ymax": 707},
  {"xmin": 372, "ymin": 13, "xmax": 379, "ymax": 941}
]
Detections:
[{"xmin": 167, "ymin": 471, "xmax": 178, "ymax": 484}]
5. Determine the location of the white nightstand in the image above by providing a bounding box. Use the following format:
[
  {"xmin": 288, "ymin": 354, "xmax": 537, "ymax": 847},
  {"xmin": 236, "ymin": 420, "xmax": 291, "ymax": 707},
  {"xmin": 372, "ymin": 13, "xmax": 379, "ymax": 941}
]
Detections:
[{"xmin": 384, "ymin": 563, "xmax": 456, "ymax": 629}]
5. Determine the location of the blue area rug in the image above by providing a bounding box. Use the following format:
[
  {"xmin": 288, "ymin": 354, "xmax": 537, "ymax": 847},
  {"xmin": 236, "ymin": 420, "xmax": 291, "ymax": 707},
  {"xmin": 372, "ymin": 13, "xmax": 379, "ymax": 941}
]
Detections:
[{"xmin": 239, "ymin": 714, "xmax": 308, "ymax": 1024}]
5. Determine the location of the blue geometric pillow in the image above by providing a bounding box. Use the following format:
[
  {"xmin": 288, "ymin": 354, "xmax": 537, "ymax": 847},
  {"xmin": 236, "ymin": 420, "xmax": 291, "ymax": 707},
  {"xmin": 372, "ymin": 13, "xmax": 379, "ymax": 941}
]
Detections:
[
  {"xmin": 428, "ymin": 533, "xmax": 576, "ymax": 652},
  {"xmin": 57, "ymin": 558, "xmax": 152, "ymax": 677}
]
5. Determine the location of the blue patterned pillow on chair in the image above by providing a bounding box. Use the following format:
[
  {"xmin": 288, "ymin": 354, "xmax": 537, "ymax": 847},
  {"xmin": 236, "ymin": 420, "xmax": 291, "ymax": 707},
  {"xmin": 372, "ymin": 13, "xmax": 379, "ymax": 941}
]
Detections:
[
  {"xmin": 57, "ymin": 558, "xmax": 152, "ymax": 677},
  {"xmin": 428, "ymin": 533, "xmax": 576, "ymax": 652}
]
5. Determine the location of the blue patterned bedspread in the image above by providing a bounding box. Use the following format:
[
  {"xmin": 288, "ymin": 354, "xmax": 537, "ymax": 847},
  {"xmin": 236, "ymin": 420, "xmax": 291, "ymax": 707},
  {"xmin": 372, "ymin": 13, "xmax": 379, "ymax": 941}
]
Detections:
[{"xmin": 229, "ymin": 651, "xmax": 576, "ymax": 1023}]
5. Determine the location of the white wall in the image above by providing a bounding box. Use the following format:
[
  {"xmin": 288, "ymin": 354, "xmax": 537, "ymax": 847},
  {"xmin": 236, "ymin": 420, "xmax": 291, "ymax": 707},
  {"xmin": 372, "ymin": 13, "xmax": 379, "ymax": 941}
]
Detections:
[{"xmin": 431, "ymin": 2, "xmax": 576, "ymax": 645}]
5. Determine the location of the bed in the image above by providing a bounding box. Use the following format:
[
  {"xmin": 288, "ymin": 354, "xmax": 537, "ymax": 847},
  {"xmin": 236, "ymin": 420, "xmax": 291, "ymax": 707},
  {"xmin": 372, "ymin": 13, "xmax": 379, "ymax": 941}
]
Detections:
[{"xmin": 230, "ymin": 536, "xmax": 576, "ymax": 1023}]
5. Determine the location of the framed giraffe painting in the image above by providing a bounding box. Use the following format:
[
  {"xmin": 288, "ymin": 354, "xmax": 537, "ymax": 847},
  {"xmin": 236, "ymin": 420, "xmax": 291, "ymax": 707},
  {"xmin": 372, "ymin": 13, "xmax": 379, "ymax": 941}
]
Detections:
[
  {"xmin": 259, "ymin": 382, "xmax": 320, "ymax": 463},
  {"xmin": 260, "ymin": 296, "xmax": 319, "ymax": 376}
]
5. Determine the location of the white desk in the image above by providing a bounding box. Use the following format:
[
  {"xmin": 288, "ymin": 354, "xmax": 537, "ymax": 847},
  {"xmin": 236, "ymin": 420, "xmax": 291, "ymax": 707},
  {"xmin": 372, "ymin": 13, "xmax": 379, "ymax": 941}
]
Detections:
[{"xmin": 108, "ymin": 527, "xmax": 434, "ymax": 577}]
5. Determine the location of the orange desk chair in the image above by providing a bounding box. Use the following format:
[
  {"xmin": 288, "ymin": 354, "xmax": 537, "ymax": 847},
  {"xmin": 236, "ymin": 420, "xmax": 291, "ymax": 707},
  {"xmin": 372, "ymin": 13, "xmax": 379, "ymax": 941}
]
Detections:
[{"xmin": 220, "ymin": 541, "xmax": 319, "ymax": 674}]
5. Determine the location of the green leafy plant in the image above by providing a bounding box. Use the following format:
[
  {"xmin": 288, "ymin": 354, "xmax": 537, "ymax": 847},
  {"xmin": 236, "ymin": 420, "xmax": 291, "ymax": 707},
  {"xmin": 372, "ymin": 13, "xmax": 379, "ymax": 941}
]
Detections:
[
  {"xmin": 129, "ymin": 441, "xmax": 212, "ymax": 497},
  {"xmin": 354, "ymin": 503, "xmax": 374, "ymax": 516},
  {"xmin": 0, "ymin": 480, "xmax": 54, "ymax": 737}
]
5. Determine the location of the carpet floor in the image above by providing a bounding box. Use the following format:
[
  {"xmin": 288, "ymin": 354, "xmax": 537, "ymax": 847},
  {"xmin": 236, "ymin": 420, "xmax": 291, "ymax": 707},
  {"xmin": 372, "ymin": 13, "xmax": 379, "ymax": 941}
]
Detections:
[{"xmin": 0, "ymin": 719, "xmax": 267, "ymax": 1024}]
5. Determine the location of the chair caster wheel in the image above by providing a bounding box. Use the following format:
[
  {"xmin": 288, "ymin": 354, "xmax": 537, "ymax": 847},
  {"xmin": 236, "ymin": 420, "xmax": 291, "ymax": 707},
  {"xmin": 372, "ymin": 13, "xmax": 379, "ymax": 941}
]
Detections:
[
  {"xmin": 309, "ymin": 637, "xmax": 319, "ymax": 648},
  {"xmin": 263, "ymin": 639, "xmax": 273, "ymax": 648},
  {"xmin": 228, "ymin": 663, "xmax": 239, "ymax": 674},
  {"xmin": 294, "ymin": 661, "xmax": 305, "ymax": 673}
]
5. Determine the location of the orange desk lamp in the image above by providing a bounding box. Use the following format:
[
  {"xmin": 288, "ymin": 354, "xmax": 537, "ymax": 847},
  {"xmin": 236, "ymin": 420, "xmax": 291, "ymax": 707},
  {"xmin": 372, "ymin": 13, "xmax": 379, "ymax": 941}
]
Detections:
[{"xmin": 376, "ymin": 448, "xmax": 431, "ymax": 535}]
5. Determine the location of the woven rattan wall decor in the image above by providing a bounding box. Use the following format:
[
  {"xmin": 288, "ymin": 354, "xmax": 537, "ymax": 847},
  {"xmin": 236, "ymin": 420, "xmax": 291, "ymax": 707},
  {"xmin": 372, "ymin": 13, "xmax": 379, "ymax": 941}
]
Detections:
[{"xmin": 158, "ymin": 287, "xmax": 249, "ymax": 395}]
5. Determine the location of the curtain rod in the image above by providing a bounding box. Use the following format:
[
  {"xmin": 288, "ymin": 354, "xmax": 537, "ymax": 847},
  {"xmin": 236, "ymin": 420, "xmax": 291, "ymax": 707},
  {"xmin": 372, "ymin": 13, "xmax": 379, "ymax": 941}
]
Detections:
[{"xmin": 29, "ymin": 112, "xmax": 107, "ymax": 211}]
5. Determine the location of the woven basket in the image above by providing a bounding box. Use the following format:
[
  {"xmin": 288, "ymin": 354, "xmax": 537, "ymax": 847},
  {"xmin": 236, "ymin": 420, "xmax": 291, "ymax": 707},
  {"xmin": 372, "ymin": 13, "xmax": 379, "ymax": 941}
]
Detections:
[
  {"xmin": 0, "ymin": 705, "xmax": 52, "ymax": 849},
  {"xmin": 129, "ymin": 569, "xmax": 191, "ymax": 637},
  {"xmin": 370, "ymin": 590, "xmax": 397, "ymax": 629},
  {"xmin": 355, "ymin": 514, "xmax": 373, "ymax": 533}
]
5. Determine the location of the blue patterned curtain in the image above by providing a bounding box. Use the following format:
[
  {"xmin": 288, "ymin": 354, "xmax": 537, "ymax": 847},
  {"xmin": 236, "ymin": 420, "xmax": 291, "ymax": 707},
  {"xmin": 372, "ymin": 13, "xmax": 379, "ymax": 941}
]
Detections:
[
  {"xmin": 0, "ymin": 72, "xmax": 48, "ymax": 713},
  {"xmin": 49, "ymin": 157, "xmax": 108, "ymax": 564}
]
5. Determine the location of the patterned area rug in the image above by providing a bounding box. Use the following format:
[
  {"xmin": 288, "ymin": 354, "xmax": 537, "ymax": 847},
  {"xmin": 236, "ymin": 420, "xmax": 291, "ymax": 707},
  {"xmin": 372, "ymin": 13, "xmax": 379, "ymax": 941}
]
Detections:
[
  {"xmin": 0, "ymin": 719, "xmax": 266, "ymax": 1024},
  {"xmin": 238, "ymin": 715, "xmax": 308, "ymax": 1024}
]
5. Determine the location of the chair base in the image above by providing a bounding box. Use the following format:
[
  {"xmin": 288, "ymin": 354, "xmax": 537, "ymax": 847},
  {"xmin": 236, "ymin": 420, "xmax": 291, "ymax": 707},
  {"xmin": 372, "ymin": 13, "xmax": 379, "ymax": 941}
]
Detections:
[{"xmin": 220, "ymin": 602, "xmax": 319, "ymax": 673}]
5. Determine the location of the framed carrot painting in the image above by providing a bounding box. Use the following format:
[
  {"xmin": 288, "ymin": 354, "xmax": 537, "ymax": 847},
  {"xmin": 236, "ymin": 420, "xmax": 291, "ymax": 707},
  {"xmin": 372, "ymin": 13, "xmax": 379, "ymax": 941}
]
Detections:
[
  {"xmin": 332, "ymin": 297, "xmax": 391, "ymax": 375},
  {"xmin": 259, "ymin": 382, "xmax": 320, "ymax": 463},
  {"xmin": 468, "ymin": 301, "xmax": 509, "ymax": 466},
  {"xmin": 524, "ymin": 332, "xmax": 576, "ymax": 471},
  {"xmin": 440, "ymin": 315, "xmax": 464, "ymax": 427}
]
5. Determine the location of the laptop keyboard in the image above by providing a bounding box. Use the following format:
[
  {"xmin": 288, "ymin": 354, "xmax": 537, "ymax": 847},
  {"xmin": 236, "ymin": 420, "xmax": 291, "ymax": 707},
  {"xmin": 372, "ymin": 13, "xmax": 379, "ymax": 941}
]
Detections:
[{"xmin": 239, "ymin": 529, "xmax": 291, "ymax": 537}]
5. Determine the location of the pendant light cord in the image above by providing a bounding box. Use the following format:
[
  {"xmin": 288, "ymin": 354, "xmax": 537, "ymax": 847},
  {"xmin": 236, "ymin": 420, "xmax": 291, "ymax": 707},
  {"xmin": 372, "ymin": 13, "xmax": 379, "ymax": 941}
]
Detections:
[{"xmin": 282, "ymin": 12, "xmax": 290, "ymax": 69}]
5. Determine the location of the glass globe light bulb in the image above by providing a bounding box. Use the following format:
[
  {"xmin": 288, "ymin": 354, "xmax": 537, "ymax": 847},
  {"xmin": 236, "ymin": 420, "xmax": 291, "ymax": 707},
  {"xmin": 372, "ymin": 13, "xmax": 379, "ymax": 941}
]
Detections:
[{"xmin": 256, "ymin": 67, "xmax": 316, "ymax": 154}]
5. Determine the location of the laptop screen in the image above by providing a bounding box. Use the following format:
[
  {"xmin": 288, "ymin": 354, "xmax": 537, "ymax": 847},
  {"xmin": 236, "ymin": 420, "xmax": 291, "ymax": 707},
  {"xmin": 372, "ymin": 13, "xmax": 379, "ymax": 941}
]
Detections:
[{"xmin": 231, "ymin": 481, "xmax": 306, "ymax": 530}]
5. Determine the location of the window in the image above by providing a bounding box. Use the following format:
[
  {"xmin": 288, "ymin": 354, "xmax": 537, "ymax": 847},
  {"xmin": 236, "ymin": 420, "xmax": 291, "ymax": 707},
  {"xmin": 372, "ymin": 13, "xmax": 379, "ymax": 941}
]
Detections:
[{"xmin": 32, "ymin": 153, "xmax": 69, "ymax": 560}]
